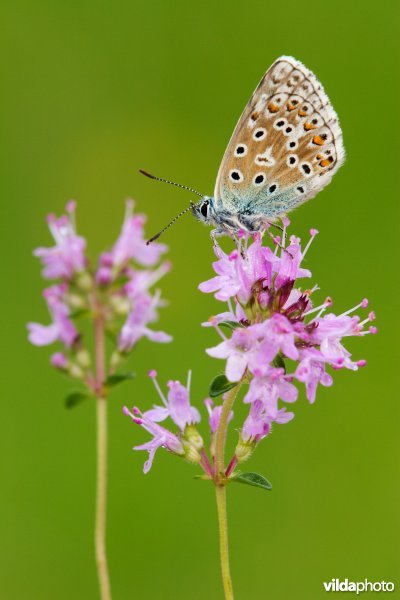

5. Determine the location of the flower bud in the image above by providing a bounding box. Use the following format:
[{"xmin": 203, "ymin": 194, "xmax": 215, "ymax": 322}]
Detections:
[
  {"xmin": 75, "ymin": 349, "xmax": 91, "ymax": 368},
  {"xmin": 69, "ymin": 363, "xmax": 85, "ymax": 380},
  {"xmin": 234, "ymin": 436, "xmax": 255, "ymax": 463},
  {"xmin": 184, "ymin": 425, "xmax": 204, "ymax": 451},
  {"xmin": 111, "ymin": 350, "xmax": 123, "ymax": 368},
  {"xmin": 75, "ymin": 271, "xmax": 93, "ymax": 292},
  {"xmin": 110, "ymin": 295, "xmax": 130, "ymax": 316},
  {"xmin": 181, "ymin": 440, "xmax": 201, "ymax": 464},
  {"xmin": 66, "ymin": 292, "xmax": 86, "ymax": 310}
]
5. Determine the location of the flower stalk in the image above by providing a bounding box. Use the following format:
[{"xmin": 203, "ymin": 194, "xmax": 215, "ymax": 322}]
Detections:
[
  {"xmin": 214, "ymin": 383, "xmax": 241, "ymax": 482},
  {"xmin": 28, "ymin": 200, "xmax": 171, "ymax": 599},
  {"xmin": 215, "ymin": 485, "xmax": 234, "ymax": 600},
  {"xmin": 213, "ymin": 383, "xmax": 242, "ymax": 600},
  {"xmin": 94, "ymin": 313, "xmax": 112, "ymax": 600}
]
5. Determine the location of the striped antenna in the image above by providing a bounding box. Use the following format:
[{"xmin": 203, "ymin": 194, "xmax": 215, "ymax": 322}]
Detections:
[
  {"xmin": 139, "ymin": 169, "xmax": 204, "ymax": 244},
  {"xmin": 139, "ymin": 169, "xmax": 204, "ymax": 198},
  {"xmin": 146, "ymin": 203, "xmax": 199, "ymax": 244}
]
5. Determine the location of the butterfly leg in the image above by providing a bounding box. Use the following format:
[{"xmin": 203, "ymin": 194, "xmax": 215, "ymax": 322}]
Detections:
[
  {"xmin": 262, "ymin": 225, "xmax": 293, "ymax": 256},
  {"xmin": 269, "ymin": 222, "xmax": 284, "ymax": 233},
  {"xmin": 210, "ymin": 228, "xmax": 225, "ymax": 248}
]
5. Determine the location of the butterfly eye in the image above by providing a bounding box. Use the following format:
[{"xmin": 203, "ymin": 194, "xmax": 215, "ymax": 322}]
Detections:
[{"xmin": 200, "ymin": 201, "xmax": 209, "ymax": 218}]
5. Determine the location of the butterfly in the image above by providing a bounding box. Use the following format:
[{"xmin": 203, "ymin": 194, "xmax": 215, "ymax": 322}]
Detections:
[{"xmin": 143, "ymin": 55, "xmax": 345, "ymax": 244}]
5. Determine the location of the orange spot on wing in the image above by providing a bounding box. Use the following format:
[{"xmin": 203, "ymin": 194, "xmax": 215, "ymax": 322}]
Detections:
[
  {"xmin": 312, "ymin": 135, "xmax": 325, "ymax": 145},
  {"xmin": 298, "ymin": 108, "xmax": 308, "ymax": 117},
  {"xmin": 320, "ymin": 157, "xmax": 334, "ymax": 167},
  {"xmin": 286, "ymin": 102, "xmax": 295, "ymax": 111},
  {"xmin": 304, "ymin": 122, "xmax": 316, "ymax": 131},
  {"xmin": 267, "ymin": 102, "xmax": 279, "ymax": 113}
]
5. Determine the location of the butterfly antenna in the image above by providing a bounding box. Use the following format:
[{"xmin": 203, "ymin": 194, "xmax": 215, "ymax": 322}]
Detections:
[
  {"xmin": 146, "ymin": 202, "xmax": 200, "ymax": 245},
  {"xmin": 139, "ymin": 169, "xmax": 204, "ymax": 198}
]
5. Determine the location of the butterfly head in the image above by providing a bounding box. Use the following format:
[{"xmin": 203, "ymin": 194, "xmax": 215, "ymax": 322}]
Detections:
[{"xmin": 191, "ymin": 196, "xmax": 215, "ymax": 225}]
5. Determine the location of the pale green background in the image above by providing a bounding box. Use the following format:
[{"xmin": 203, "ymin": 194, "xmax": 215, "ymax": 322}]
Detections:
[{"xmin": 1, "ymin": 1, "xmax": 399, "ymax": 598}]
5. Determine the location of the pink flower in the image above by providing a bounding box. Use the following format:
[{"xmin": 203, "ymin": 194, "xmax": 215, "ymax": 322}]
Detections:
[
  {"xmin": 198, "ymin": 248, "xmax": 243, "ymax": 302},
  {"xmin": 274, "ymin": 234, "xmax": 311, "ymax": 289},
  {"xmin": 34, "ymin": 201, "xmax": 87, "ymax": 280},
  {"xmin": 241, "ymin": 399, "xmax": 294, "ymax": 443},
  {"xmin": 144, "ymin": 372, "xmax": 200, "ymax": 432},
  {"xmin": 243, "ymin": 368, "xmax": 298, "ymax": 418},
  {"xmin": 206, "ymin": 323, "xmax": 269, "ymax": 382},
  {"xmin": 257, "ymin": 314, "xmax": 299, "ymax": 365},
  {"xmin": 95, "ymin": 252, "xmax": 114, "ymax": 286},
  {"xmin": 27, "ymin": 284, "xmax": 78, "ymax": 348},
  {"xmin": 295, "ymin": 348, "xmax": 333, "ymax": 403},
  {"xmin": 199, "ymin": 235, "xmax": 278, "ymax": 303},
  {"xmin": 124, "ymin": 262, "xmax": 171, "ymax": 300},
  {"xmin": 308, "ymin": 313, "xmax": 360, "ymax": 369},
  {"xmin": 241, "ymin": 400, "xmax": 271, "ymax": 442},
  {"xmin": 111, "ymin": 200, "xmax": 167, "ymax": 268},
  {"xmin": 50, "ymin": 352, "xmax": 68, "ymax": 369},
  {"xmin": 199, "ymin": 227, "xmax": 313, "ymax": 305},
  {"xmin": 117, "ymin": 291, "xmax": 172, "ymax": 352},
  {"xmin": 206, "ymin": 314, "xmax": 299, "ymax": 382},
  {"xmin": 123, "ymin": 406, "xmax": 184, "ymax": 473},
  {"xmin": 204, "ymin": 398, "xmax": 233, "ymax": 433}
]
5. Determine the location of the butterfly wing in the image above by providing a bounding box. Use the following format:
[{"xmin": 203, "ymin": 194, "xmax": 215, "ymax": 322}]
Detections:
[{"xmin": 213, "ymin": 56, "xmax": 345, "ymax": 222}]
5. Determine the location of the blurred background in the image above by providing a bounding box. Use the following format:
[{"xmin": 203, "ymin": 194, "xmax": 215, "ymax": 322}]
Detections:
[{"xmin": 1, "ymin": 1, "xmax": 399, "ymax": 598}]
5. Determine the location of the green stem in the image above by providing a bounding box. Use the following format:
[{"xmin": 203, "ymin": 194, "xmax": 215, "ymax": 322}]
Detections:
[
  {"xmin": 215, "ymin": 485, "xmax": 234, "ymax": 600},
  {"xmin": 214, "ymin": 384, "xmax": 242, "ymax": 481},
  {"xmin": 94, "ymin": 315, "xmax": 112, "ymax": 600},
  {"xmin": 213, "ymin": 383, "xmax": 242, "ymax": 600}
]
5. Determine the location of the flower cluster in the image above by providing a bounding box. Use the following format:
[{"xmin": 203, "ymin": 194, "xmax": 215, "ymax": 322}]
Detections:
[
  {"xmin": 28, "ymin": 200, "xmax": 171, "ymax": 393},
  {"xmin": 125, "ymin": 221, "xmax": 376, "ymax": 477},
  {"xmin": 201, "ymin": 221, "xmax": 376, "ymax": 462}
]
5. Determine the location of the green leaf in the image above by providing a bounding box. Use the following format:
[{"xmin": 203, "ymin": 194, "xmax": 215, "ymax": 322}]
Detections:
[
  {"xmin": 218, "ymin": 320, "xmax": 244, "ymax": 331},
  {"xmin": 105, "ymin": 372, "xmax": 135, "ymax": 387},
  {"xmin": 231, "ymin": 472, "xmax": 272, "ymax": 491},
  {"xmin": 209, "ymin": 374, "xmax": 238, "ymax": 398},
  {"xmin": 65, "ymin": 391, "xmax": 89, "ymax": 409}
]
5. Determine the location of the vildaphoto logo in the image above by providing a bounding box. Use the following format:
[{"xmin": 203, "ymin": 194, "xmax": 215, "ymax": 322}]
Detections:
[{"xmin": 323, "ymin": 579, "xmax": 395, "ymax": 594}]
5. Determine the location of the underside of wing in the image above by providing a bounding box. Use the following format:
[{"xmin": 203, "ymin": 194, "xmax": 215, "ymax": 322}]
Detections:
[{"xmin": 213, "ymin": 56, "xmax": 345, "ymax": 217}]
